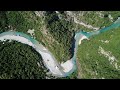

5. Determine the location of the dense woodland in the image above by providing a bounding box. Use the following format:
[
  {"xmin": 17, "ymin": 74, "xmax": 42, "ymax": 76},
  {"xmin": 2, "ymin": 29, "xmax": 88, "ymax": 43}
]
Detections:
[
  {"xmin": 0, "ymin": 40, "xmax": 55, "ymax": 79},
  {"xmin": 44, "ymin": 11, "xmax": 75, "ymax": 60}
]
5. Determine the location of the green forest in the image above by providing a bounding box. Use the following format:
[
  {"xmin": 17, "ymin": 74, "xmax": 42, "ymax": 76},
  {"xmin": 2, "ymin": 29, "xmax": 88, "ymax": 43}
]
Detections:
[
  {"xmin": 44, "ymin": 11, "xmax": 75, "ymax": 62},
  {"xmin": 0, "ymin": 40, "xmax": 55, "ymax": 79},
  {"xmin": 0, "ymin": 11, "xmax": 120, "ymax": 79}
]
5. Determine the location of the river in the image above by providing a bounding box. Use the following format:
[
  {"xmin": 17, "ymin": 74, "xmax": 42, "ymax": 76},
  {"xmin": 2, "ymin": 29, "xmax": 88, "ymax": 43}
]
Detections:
[{"xmin": 0, "ymin": 17, "xmax": 120, "ymax": 77}]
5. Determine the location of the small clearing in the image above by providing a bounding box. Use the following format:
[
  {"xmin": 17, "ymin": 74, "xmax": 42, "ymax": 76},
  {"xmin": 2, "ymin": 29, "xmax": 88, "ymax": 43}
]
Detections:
[
  {"xmin": 99, "ymin": 40, "xmax": 109, "ymax": 44},
  {"xmin": 27, "ymin": 29, "xmax": 36, "ymax": 38}
]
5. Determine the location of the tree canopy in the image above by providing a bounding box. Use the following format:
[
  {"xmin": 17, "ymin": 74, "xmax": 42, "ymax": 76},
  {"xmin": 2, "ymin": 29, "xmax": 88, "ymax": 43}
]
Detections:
[{"xmin": 0, "ymin": 40, "xmax": 54, "ymax": 79}]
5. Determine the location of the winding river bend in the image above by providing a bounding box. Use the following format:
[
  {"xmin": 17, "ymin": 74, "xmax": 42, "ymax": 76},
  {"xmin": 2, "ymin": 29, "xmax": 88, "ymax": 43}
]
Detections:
[{"xmin": 0, "ymin": 17, "xmax": 120, "ymax": 77}]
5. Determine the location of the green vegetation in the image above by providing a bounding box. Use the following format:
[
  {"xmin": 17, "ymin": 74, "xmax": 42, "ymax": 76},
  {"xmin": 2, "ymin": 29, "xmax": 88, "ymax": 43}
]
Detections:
[
  {"xmin": 78, "ymin": 11, "xmax": 112, "ymax": 27},
  {"xmin": 44, "ymin": 11, "xmax": 75, "ymax": 62},
  {"xmin": 0, "ymin": 11, "xmax": 9, "ymax": 33},
  {"xmin": 6, "ymin": 11, "xmax": 43, "ymax": 33},
  {"xmin": 77, "ymin": 27, "xmax": 120, "ymax": 79},
  {"xmin": 0, "ymin": 11, "xmax": 120, "ymax": 79},
  {"xmin": 0, "ymin": 40, "xmax": 55, "ymax": 79},
  {"xmin": 0, "ymin": 11, "xmax": 75, "ymax": 63},
  {"xmin": 74, "ymin": 11, "xmax": 120, "ymax": 32},
  {"xmin": 0, "ymin": 11, "xmax": 45, "ymax": 44}
]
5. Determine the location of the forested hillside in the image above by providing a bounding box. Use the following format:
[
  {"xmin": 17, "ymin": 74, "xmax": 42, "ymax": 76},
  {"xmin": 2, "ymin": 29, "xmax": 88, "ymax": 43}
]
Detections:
[
  {"xmin": 0, "ymin": 11, "xmax": 120, "ymax": 79},
  {"xmin": 0, "ymin": 40, "xmax": 55, "ymax": 79}
]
